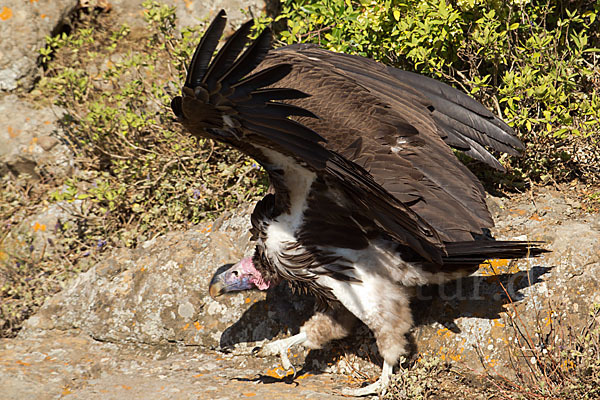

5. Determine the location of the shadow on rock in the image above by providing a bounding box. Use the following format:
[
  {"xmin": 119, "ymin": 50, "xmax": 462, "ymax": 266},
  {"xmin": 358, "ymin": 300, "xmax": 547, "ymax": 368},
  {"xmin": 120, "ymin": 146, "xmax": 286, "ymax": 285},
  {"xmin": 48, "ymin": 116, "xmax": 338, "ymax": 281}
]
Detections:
[
  {"xmin": 413, "ymin": 265, "xmax": 552, "ymax": 331},
  {"xmin": 219, "ymin": 283, "xmax": 315, "ymax": 349},
  {"xmin": 218, "ymin": 265, "xmax": 552, "ymax": 374}
]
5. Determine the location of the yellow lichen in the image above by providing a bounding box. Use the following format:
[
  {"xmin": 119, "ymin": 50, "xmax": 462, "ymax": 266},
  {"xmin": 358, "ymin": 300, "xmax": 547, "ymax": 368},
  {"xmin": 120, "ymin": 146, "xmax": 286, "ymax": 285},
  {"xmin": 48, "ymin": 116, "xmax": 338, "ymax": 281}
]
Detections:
[
  {"xmin": 0, "ymin": 7, "xmax": 12, "ymax": 21},
  {"xmin": 33, "ymin": 222, "xmax": 47, "ymax": 232}
]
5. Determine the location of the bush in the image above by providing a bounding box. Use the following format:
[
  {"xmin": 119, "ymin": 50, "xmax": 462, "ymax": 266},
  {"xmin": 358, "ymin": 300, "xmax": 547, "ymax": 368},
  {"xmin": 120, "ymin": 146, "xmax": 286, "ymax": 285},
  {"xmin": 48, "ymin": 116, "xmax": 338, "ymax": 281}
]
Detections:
[{"xmin": 258, "ymin": 0, "xmax": 600, "ymax": 183}]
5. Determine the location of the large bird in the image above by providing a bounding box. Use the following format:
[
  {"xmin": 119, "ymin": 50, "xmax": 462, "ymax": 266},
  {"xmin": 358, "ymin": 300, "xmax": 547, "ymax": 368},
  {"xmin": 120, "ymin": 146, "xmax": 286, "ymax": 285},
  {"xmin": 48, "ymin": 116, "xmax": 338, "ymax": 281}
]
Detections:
[{"xmin": 172, "ymin": 11, "xmax": 545, "ymax": 396}]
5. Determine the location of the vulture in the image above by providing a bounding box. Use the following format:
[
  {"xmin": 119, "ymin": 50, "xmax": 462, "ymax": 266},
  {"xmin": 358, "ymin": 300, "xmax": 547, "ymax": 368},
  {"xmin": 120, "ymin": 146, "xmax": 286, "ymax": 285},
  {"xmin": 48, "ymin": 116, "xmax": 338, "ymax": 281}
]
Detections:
[{"xmin": 171, "ymin": 11, "xmax": 545, "ymax": 396}]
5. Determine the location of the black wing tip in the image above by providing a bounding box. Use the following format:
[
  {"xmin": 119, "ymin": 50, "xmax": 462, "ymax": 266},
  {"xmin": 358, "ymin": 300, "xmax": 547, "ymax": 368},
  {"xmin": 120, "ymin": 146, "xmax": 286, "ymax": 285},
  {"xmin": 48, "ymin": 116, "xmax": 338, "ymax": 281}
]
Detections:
[
  {"xmin": 257, "ymin": 25, "xmax": 272, "ymax": 38},
  {"xmin": 171, "ymin": 96, "xmax": 183, "ymax": 118},
  {"xmin": 185, "ymin": 10, "xmax": 228, "ymax": 88},
  {"xmin": 443, "ymin": 240, "xmax": 550, "ymax": 262},
  {"xmin": 211, "ymin": 9, "xmax": 228, "ymax": 27},
  {"xmin": 292, "ymin": 90, "xmax": 310, "ymax": 99}
]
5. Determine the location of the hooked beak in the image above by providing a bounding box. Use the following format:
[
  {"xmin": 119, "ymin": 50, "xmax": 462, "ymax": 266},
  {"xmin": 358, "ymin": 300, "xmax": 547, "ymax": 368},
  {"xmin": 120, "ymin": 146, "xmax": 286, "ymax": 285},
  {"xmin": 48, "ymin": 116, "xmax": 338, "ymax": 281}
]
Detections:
[
  {"xmin": 209, "ymin": 274, "xmax": 225, "ymax": 299},
  {"xmin": 208, "ymin": 262, "xmax": 255, "ymax": 299}
]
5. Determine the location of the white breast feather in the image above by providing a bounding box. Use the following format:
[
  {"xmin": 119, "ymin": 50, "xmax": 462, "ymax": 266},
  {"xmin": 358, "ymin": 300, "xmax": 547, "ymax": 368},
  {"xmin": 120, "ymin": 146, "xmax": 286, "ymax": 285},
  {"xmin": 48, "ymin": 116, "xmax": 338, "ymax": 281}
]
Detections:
[
  {"xmin": 256, "ymin": 146, "xmax": 316, "ymax": 254},
  {"xmin": 317, "ymin": 241, "xmax": 469, "ymax": 324}
]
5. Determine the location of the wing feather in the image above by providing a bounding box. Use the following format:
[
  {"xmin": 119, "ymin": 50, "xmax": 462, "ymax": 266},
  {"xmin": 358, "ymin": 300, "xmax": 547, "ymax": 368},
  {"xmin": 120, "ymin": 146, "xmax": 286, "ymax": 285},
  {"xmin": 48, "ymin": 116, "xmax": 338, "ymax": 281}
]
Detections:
[
  {"xmin": 218, "ymin": 27, "xmax": 273, "ymax": 90},
  {"xmin": 185, "ymin": 10, "xmax": 226, "ymax": 88},
  {"xmin": 282, "ymin": 45, "xmax": 523, "ymax": 170},
  {"xmin": 203, "ymin": 19, "xmax": 253, "ymax": 89}
]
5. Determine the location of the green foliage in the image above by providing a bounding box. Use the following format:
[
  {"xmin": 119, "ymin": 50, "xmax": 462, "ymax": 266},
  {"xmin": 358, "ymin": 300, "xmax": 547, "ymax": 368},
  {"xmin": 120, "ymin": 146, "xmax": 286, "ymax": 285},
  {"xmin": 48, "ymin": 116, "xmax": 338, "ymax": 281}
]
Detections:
[
  {"xmin": 36, "ymin": 1, "xmax": 266, "ymax": 249},
  {"xmin": 39, "ymin": 27, "xmax": 94, "ymax": 65},
  {"xmin": 142, "ymin": 0, "xmax": 176, "ymax": 35},
  {"xmin": 263, "ymin": 0, "xmax": 600, "ymax": 182}
]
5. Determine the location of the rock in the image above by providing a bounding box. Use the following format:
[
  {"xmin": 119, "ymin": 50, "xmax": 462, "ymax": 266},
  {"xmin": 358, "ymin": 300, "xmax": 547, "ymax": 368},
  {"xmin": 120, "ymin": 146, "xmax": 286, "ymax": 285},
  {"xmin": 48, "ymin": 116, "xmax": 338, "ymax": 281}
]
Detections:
[
  {"xmin": 0, "ymin": 0, "xmax": 79, "ymax": 92},
  {"xmin": 175, "ymin": 0, "xmax": 267, "ymax": 29},
  {"xmin": 107, "ymin": 0, "xmax": 268, "ymax": 30},
  {"xmin": 8, "ymin": 189, "xmax": 600, "ymax": 392},
  {"xmin": 0, "ymin": 94, "xmax": 72, "ymax": 180},
  {"xmin": 21, "ymin": 204, "xmax": 315, "ymax": 352},
  {"xmin": 4, "ymin": 200, "xmax": 84, "ymax": 261},
  {"xmin": 0, "ymin": 330, "xmax": 348, "ymax": 400}
]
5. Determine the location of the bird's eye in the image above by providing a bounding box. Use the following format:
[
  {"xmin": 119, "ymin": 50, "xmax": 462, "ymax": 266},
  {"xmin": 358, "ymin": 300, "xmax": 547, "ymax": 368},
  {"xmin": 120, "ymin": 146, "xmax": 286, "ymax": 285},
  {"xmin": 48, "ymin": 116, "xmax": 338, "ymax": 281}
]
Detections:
[{"xmin": 231, "ymin": 270, "xmax": 239, "ymax": 277}]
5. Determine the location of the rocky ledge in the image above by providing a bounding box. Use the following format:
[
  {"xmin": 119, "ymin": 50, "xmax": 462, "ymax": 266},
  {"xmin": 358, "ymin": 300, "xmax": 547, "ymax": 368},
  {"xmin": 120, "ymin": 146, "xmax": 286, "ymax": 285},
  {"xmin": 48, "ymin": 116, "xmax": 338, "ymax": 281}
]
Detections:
[{"xmin": 1, "ymin": 187, "xmax": 599, "ymax": 399}]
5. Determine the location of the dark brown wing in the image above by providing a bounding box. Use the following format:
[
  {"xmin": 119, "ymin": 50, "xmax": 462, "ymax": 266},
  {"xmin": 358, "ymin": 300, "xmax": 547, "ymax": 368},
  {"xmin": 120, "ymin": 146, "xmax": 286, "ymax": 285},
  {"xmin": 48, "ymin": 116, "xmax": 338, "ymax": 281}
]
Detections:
[
  {"xmin": 172, "ymin": 11, "xmax": 445, "ymax": 263},
  {"xmin": 258, "ymin": 49, "xmax": 496, "ymax": 241},
  {"xmin": 276, "ymin": 44, "xmax": 523, "ymax": 171}
]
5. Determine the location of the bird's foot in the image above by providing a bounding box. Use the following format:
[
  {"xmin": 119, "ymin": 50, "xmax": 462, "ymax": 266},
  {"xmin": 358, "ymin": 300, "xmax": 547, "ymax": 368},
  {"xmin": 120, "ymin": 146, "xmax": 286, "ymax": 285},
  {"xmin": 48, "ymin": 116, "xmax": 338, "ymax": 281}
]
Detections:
[
  {"xmin": 253, "ymin": 332, "xmax": 308, "ymax": 376},
  {"xmin": 257, "ymin": 341, "xmax": 294, "ymax": 372},
  {"xmin": 341, "ymin": 379, "xmax": 384, "ymax": 397},
  {"xmin": 341, "ymin": 361, "xmax": 393, "ymax": 397}
]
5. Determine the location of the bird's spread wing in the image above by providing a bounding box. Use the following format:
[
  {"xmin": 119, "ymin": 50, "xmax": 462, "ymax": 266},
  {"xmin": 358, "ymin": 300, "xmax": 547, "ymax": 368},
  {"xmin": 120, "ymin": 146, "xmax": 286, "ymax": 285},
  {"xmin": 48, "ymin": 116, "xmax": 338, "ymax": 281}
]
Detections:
[
  {"xmin": 173, "ymin": 11, "xmax": 447, "ymax": 263},
  {"xmin": 258, "ymin": 48, "xmax": 501, "ymax": 242},
  {"xmin": 173, "ymin": 12, "xmax": 534, "ymax": 266},
  {"xmin": 276, "ymin": 43, "xmax": 523, "ymax": 171}
]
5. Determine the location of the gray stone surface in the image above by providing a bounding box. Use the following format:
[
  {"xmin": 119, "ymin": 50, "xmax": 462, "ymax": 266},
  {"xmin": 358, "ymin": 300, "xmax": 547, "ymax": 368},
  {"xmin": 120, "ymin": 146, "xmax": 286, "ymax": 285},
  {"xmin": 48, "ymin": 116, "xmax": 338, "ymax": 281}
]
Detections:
[
  {"xmin": 0, "ymin": 330, "xmax": 348, "ymax": 400},
  {"xmin": 0, "ymin": 94, "xmax": 72, "ymax": 179},
  {"xmin": 5, "ymin": 200, "xmax": 84, "ymax": 261},
  {"xmin": 0, "ymin": 0, "xmax": 78, "ymax": 91}
]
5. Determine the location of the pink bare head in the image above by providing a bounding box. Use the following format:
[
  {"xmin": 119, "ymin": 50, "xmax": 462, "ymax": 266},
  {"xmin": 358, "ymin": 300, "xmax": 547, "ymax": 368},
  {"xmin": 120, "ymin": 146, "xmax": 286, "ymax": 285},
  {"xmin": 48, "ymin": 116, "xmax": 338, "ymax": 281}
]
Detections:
[{"xmin": 209, "ymin": 256, "xmax": 270, "ymax": 298}]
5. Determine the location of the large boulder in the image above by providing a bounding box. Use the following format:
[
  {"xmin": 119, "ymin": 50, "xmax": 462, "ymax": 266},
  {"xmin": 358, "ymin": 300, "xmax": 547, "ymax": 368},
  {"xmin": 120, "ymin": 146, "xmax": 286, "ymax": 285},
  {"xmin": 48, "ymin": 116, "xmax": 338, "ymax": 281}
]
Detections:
[
  {"xmin": 21, "ymin": 205, "xmax": 315, "ymax": 352},
  {"xmin": 0, "ymin": 0, "xmax": 78, "ymax": 92}
]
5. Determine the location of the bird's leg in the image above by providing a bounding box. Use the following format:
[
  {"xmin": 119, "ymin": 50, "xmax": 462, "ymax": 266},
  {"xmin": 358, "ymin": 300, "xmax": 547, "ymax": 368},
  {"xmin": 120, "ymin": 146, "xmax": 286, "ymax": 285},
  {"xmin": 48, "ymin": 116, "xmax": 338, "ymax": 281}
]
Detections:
[
  {"xmin": 342, "ymin": 360, "xmax": 394, "ymax": 397},
  {"xmin": 255, "ymin": 331, "xmax": 308, "ymax": 374},
  {"xmin": 255, "ymin": 309, "xmax": 355, "ymax": 378}
]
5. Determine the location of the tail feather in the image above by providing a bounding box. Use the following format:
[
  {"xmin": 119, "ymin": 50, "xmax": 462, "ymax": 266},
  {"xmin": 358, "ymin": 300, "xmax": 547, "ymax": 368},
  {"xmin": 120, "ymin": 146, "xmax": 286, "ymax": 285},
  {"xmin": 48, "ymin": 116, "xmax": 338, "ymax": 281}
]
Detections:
[{"xmin": 442, "ymin": 240, "xmax": 548, "ymax": 265}]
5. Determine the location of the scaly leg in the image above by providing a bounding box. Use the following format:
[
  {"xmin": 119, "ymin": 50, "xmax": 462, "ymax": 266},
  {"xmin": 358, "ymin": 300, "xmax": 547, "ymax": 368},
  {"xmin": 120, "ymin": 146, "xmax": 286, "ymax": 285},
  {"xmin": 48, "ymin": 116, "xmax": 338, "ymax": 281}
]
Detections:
[
  {"xmin": 254, "ymin": 308, "xmax": 355, "ymax": 376},
  {"xmin": 254, "ymin": 331, "xmax": 308, "ymax": 374},
  {"xmin": 342, "ymin": 361, "xmax": 394, "ymax": 397}
]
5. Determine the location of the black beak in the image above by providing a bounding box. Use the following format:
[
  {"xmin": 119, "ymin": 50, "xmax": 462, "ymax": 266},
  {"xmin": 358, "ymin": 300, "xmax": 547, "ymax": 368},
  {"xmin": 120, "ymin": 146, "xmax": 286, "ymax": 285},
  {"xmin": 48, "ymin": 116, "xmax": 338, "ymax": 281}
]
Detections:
[
  {"xmin": 208, "ymin": 262, "xmax": 255, "ymax": 299},
  {"xmin": 208, "ymin": 264, "xmax": 230, "ymax": 299}
]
